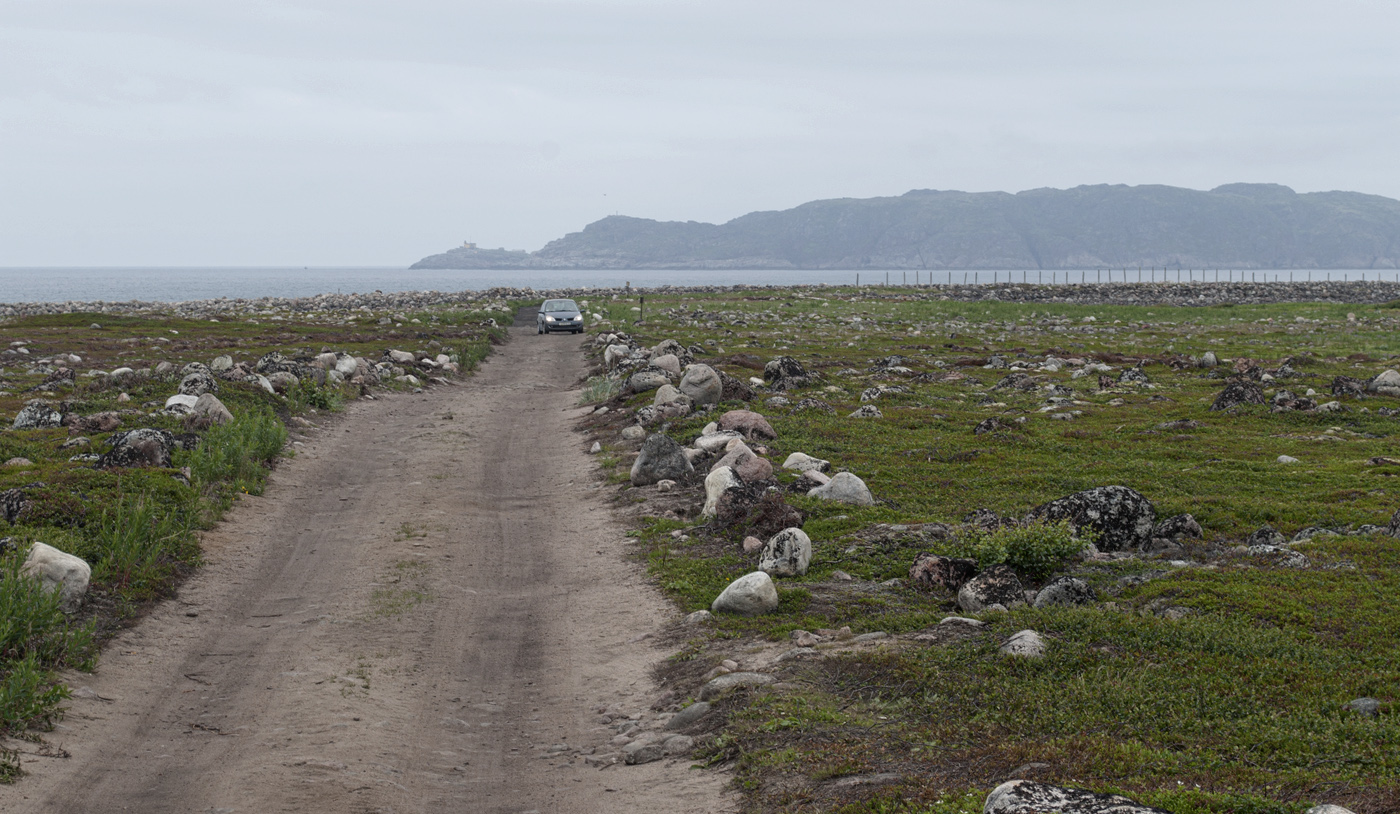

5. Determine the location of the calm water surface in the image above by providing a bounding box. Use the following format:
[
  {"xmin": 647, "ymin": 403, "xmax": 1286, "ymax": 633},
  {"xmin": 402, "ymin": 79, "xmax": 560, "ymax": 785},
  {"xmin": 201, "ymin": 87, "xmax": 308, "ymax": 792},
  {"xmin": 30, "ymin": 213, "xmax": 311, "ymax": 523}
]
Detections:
[{"xmin": 0, "ymin": 267, "xmax": 1394, "ymax": 304}]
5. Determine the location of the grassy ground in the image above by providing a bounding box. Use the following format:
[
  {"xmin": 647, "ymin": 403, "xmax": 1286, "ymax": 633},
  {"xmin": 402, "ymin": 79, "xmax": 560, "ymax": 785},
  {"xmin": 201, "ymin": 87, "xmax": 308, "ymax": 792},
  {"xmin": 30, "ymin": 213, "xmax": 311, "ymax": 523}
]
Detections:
[
  {"xmin": 581, "ymin": 286, "xmax": 1400, "ymax": 814},
  {"xmin": 0, "ymin": 301, "xmax": 511, "ymax": 779}
]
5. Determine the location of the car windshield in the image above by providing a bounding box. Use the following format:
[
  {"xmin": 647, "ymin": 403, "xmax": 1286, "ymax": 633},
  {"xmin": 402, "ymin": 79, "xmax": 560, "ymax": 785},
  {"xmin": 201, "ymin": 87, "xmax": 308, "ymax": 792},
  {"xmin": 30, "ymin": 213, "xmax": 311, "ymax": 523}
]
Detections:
[{"xmin": 543, "ymin": 300, "xmax": 579, "ymax": 312}]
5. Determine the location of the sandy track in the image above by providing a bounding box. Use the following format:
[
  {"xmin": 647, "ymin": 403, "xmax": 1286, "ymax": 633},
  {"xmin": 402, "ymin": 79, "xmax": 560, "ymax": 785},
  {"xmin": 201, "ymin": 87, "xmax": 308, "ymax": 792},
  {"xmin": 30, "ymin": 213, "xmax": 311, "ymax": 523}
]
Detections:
[{"xmin": 5, "ymin": 324, "xmax": 734, "ymax": 814}]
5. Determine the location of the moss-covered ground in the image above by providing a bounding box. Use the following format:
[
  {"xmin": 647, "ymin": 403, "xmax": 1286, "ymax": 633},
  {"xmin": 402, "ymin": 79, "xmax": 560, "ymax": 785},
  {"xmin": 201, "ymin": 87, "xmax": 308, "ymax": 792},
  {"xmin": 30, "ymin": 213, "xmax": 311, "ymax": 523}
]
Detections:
[{"xmin": 582, "ymin": 286, "xmax": 1400, "ymax": 814}]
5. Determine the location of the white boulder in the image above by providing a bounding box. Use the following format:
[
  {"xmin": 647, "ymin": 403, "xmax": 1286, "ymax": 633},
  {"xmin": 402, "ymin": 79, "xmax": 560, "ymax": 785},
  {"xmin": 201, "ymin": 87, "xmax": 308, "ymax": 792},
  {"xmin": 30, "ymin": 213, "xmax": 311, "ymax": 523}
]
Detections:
[
  {"xmin": 21, "ymin": 542, "xmax": 91, "ymax": 613},
  {"xmin": 711, "ymin": 572, "xmax": 779, "ymax": 616},
  {"xmin": 703, "ymin": 466, "xmax": 742, "ymax": 517},
  {"xmin": 807, "ymin": 471, "xmax": 874, "ymax": 506},
  {"xmin": 758, "ymin": 528, "xmax": 812, "ymax": 577}
]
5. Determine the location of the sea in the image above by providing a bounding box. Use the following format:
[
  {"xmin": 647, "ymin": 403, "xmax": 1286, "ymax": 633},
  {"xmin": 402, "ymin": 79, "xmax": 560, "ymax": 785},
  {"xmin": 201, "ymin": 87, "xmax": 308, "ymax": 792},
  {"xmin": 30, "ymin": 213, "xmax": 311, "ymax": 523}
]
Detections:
[{"xmin": 0, "ymin": 267, "xmax": 1395, "ymax": 305}]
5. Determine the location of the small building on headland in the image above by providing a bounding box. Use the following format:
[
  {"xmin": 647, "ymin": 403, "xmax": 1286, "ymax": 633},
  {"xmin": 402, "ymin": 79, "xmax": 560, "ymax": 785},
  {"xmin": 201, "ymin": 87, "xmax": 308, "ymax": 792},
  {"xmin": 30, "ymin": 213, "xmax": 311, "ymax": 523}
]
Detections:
[{"xmin": 462, "ymin": 241, "xmax": 478, "ymax": 249}]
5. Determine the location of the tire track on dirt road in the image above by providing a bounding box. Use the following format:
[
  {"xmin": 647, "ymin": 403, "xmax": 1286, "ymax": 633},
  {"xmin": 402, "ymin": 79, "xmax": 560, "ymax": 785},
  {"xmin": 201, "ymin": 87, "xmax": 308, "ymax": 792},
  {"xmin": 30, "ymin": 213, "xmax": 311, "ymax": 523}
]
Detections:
[{"xmin": 6, "ymin": 320, "xmax": 734, "ymax": 814}]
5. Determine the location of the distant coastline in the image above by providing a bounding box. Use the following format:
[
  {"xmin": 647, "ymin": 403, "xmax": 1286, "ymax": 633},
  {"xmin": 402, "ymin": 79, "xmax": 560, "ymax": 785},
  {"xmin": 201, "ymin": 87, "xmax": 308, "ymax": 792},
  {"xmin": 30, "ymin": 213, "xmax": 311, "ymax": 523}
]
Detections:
[{"xmin": 412, "ymin": 183, "xmax": 1400, "ymax": 271}]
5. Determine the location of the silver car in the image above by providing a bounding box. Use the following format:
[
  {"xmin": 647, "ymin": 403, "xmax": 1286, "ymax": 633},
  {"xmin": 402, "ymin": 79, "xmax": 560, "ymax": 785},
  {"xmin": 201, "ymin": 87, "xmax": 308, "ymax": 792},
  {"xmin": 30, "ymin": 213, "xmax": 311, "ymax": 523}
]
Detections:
[{"xmin": 537, "ymin": 298, "xmax": 584, "ymax": 334}]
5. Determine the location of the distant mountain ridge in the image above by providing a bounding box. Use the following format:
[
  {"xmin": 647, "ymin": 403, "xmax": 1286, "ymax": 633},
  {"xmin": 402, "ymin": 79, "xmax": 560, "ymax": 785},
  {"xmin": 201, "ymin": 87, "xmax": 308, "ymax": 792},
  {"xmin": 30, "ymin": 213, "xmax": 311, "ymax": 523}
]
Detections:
[{"xmin": 411, "ymin": 184, "xmax": 1400, "ymax": 270}]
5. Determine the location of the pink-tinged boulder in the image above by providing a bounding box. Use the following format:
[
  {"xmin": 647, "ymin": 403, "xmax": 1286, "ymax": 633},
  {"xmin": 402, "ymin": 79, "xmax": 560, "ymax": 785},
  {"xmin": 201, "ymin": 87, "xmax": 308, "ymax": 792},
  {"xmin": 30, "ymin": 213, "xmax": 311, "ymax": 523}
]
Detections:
[{"xmin": 718, "ymin": 410, "xmax": 777, "ymax": 441}]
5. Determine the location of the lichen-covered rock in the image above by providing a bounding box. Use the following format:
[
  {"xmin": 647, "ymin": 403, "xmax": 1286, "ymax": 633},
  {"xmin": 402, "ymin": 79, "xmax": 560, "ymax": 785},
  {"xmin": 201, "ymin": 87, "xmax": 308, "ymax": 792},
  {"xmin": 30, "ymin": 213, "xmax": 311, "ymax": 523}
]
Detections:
[
  {"xmin": 64, "ymin": 411, "xmax": 121, "ymax": 434},
  {"xmin": 1330, "ymin": 375, "xmax": 1367, "ymax": 398},
  {"xmin": 178, "ymin": 369, "xmax": 219, "ymax": 397},
  {"xmin": 12, "ymin": 400, "xmax": 63, "ymax": 430},
  {"xmin": 21, "ymin": 542, "xmax": 91, "ymax": 613},
  {"xmin": 1211, "ymin": 378, "xmax": 1265, "ymax": 411},
  {"xmin": 957, "ymin": 565, "xmax": 1025, "ymax": 612},
  {"xmin": 99, "ymin": 428, "xmax": 176, "ymax": 469},
  {"xmin": 1388, "ymin": 508, "xmax": 1400, "ymax": 538},
  {"xmin": 1033, "ymin": 576, "xmax": 1096, "ymax": 608},
  {"xmin": 679, "ymin": 364, "xmax": 723, "ymax": 406},
  {"xmin": 717, "ymin": 410, "xmax": 776, "ymax": 441},
  {"xmin": 808, "ymin": 471, "xmax": 874, "ymax": 506},
  {"xmin": 1247, "ymin": 526, "xmax": 1287, "ymax": 546},
  {"xmin": 759, "ymin": 528, "xmax": 811, "ymax": 577},
  {"xmin": 909, "ymin": 553, "xmax": 978, "ymax": 592},
  {"xmin": 1117, "ymin": 366, "xmax": 1149, "ymax": 385},
  {"xmin": 255, "ymin": 351, "xmax": 304, "ymax": 377},
  {"xmin": 1028, "ymin": 485, "xmax": 1155, "ymax": 552},
  {"xmin": 711, "ymin": 572, "xmax": 779, "ymax": 615},
  {"xmin": 985, "ymin": 780, "xmax": 1169, "ymax": 813},
  {"xmin": 628, "ymin": 369, "xmax": 671, "ymax": 394},
  {"xmin": 630, "ymin": 433, "xmax": 694, "ymax": 486},
  {"xmin": 652, "ymin": 384, "xmax": 689, "ymax": 407},
  {"xmin": 1153, "ymin": 513, "xmax": 1202, "ymax": 541},
  {"xmin": 848, "ymin": 405, "xmax": 882, "ymax": 419},
  {"xmin": 764, "ymin": 356, "xmax": 818, "ymax": 390}
]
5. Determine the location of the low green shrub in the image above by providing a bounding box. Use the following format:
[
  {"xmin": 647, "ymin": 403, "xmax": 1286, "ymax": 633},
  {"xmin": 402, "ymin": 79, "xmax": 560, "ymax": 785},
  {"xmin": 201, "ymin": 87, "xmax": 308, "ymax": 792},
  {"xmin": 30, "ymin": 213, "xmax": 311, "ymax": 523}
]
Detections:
[
  {"xmin": 579, "ymin": 375, "xmax": 623, "ymax": 404},
  {"xmin": 90, "ymin": 496, "xmax": 197, "ymax": 596},
  {"xmin": 0, "ymin": 556, "xmax": 95, "ymax": 744},
  {"xmin": 957, "ymin": 519, "xmax": 1089, "ymax": 581},
  {"xmin": 285, "ymin": 380, "xmax": 343, "ymax": 412},
  {"xmin": 182, "ymin": 408, "xmax": 287, "ymax": 497}
]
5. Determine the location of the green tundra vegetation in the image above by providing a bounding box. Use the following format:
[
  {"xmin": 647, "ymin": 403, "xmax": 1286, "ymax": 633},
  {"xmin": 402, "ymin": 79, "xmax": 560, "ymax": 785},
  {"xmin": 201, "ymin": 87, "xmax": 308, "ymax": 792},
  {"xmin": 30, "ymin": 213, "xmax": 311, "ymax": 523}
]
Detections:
[
  {"xmin": 0, "ymin": 304, "xmax": 509, "ymax": 780},
  {"xmin": 585, "ymin": 287, "xmax": 1400, "ymax": 814}
]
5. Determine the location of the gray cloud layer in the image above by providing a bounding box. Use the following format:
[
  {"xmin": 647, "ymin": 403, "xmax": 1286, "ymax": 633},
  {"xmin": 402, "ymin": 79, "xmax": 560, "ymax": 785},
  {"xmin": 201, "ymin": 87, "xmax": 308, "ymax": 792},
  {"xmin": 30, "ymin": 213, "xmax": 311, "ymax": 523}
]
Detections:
[{"xmin": 2, "ymin": 0, "xmax": 1397, "ymax": 265}]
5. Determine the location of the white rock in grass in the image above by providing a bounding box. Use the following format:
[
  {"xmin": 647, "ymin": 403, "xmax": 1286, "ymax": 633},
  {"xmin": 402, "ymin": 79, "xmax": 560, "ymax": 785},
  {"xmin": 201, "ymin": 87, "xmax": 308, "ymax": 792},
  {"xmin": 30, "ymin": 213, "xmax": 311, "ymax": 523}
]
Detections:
[
  {"xmin": 21, "ymin": 543, "xmax": 91, "ymax": 613},
  {"xmin": 807, "ymin": 471, "xmax": 874, "ymax": 506},
  {"xmin": 1306, "ymin": 806, "xmax": 1358, "ymax": 814},
  {"xmin": 1277, "ymin": 455, "xmax": 1300, "ymax": 464},
  {"xmin": 758, "ymin": 528, "xmax": 812, "ymax": 577},
  {"xmin": 164, "ymin": 394, "xmax": 199, "ymax": 410},
  {"xmin": 782, "ymin": 452, "xmax": 831, "ymax": 473},
  {"xmin": 702, "ymin": 467, "xmax": 742, "ymax": 518},
  {"xmin": 985, "ymin": 779, "xmax": 1169, "ymax": 813},
  {"xmin": 999, "ymin": 629, "xmax": 1046, "ymax": 658},
  {"xmin": 711, "ymin": 572, "xmax": 779, "ymax": 616}
]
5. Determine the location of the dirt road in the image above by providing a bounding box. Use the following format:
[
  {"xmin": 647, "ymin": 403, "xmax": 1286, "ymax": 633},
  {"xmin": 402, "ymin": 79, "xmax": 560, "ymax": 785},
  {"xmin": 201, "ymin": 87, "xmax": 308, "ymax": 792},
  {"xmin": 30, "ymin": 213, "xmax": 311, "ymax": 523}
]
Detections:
[{"xmin": 6, "ymin": 322, "xmax": 733, "ymax": 813}]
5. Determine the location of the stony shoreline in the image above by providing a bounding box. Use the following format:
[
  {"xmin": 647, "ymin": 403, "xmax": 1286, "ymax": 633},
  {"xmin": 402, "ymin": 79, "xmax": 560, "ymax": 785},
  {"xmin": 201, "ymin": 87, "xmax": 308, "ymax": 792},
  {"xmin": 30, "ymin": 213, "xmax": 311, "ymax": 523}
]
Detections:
[{"xmin": 3, "ymin": 280, "xmax": 1398, "ymax": 318}]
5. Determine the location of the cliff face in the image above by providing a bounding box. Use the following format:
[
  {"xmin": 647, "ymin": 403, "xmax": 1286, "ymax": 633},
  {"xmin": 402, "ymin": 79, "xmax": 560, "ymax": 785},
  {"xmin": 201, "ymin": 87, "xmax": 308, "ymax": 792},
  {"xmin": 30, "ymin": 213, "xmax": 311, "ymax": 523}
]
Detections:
[{"xmin": 411, "ymin": 184, "xmax": 1400, "ymax": 270}]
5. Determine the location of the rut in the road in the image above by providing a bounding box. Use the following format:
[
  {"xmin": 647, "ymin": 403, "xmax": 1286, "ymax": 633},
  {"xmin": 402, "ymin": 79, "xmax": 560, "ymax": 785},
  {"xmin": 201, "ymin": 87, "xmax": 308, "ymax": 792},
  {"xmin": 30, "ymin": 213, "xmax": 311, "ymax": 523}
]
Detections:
[{"xmin": 6, "ymin": 327, "xmax": 733, "ymax": 814}]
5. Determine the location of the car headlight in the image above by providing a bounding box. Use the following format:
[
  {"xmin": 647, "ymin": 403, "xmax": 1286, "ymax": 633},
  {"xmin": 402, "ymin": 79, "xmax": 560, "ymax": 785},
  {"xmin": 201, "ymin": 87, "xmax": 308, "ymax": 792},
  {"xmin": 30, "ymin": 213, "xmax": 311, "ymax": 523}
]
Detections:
[
  {"xmin": 572, "ymin": 315, "xmax": 583, "ymax": 321},
  {"xmin": 544, "ymin": 316, "xmax": 555, "ymax": 322}
]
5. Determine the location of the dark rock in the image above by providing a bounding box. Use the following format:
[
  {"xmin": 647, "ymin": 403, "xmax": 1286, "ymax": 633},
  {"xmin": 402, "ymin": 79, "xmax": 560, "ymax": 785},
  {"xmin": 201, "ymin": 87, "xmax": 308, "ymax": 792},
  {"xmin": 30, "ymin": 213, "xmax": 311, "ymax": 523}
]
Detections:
[
  {"xmin": 974, "ymin": 417, "xmax": 1011, "ymax": 435},
  {"xmin": 790, "ymin": 397, "xmax": 834, "ymax": 414},
  {"xmin": 909, "ymin": 553, "xmax": 979, "ymax": 592},
  {"xmin": 1033, "ymin": 576, "xmax": 1097, "ymax": 608},
  {"xmin": 630, "ymin": 434, "xmax": 694, "ymax": 486},
  {"xmin": 993, "ymin": 372, "xmax": 1038, "ymax": 392},
  {"xmin": 1247, "ymin": 526, "xmax": 1287, "ymax": 546},
  {"xmin": 1155, "ymin": 419, "xmax": 1200, "ymax": 430},
  {"xmin": 64, "ymin": 411, "xmax": 122, "ymax": 435},
  {"xmin": 1211, "ymin": 378, "xmax": 1266, "ymax": 411},
  {"xmin": 1388, "ymin": 509, "xmax": 1400, "ymax": 538},
  {"xmin": 718, "ymin": 488, "xmax": 802, "ymax": 538},
  {"xmin": 963, "ymin": 508, "xmax": 1018, "ymax": 530},
  {"xmin": 1028, "ymin": 485, "xmax": 1156, "ymax": 552},
  {"xmin": 1331, "ymin": 376, "xmax": 1367, "ymax": 398},
  {"xmin": 255, "ymin": 351, "xmax": 304, "ymax": 378},
  {"xmin": 956, "ymin": 565, "xmax": 1025, "ymax": 612},
  {"xmin": 178, "ymin": 370, "xmax": 219, "ymax": 397},
  {"xmin": 1117, "ymin": 366, "xmax": 1149, "ymax": 384},
  {"xmin": 1152, "ymin": 514, "xmax": 1202, "ymax": 541},
  {"xmin": 12, "ymin": 400, "xmax": 63, "ymax": 430},
  {"xmin": 99, "ymin": 428, "xmax": 175, "ymax": 468},
  {"xmin": 718, "ymin": 371, "xmax": 754, "ymax": 402},
  {"xmin": 985, "ymin": 779, "xmax": 1169, "ymax": 813},
  {"xmin": 763, "ymin": 356, "xmax": 818, "ymax": 391},
  {"xmin": 1, "ymin": 487, "xmax": 34, "ymax": 523}
]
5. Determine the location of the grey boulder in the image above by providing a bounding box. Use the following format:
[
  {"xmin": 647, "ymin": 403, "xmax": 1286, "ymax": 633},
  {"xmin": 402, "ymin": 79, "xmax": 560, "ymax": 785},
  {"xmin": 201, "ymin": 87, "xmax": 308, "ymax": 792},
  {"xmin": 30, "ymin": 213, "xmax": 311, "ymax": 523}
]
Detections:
[
  {"xmin": 807, "ymin": 471, "xmax": 874, "ymax": 506},
  {"xmin": 1028, "ymin": 485, "xmax": 1155, "ymax": 552},
  {"xmin": 630, "ymin": 433, "xmax": 694, "ymax": 486},
  {"xmin": 957, "ymin": 565, "xmax": 1024, "ymax": 613},
  {"xmin": 1033, "ymin": 576, "xmax": 1096, "ymax": 608},
  {"xmin": 100, "ymin": 428, "xmax": 176, "ymax": 468},
  {"xmin": 628, "ymin": 369, "xmax": 671, "ymax": 394},
  {"xmin": 984, "ymin": 780, "xmax": 1169, "ymax": 813},
  {"xmin": 192, "ymin": 393, "xmax": 234, "ymax": 425},
  {"xmin": 13, "ymin": 400, "xmax": 63, "ymax": 430},
  {"xmin": 178, "ymin": 370, "xmax": 218, "ymax": 397},
  {"xmin": 679, "ymin": 364, "xmax": 723, "ymax": 406},
  {"xmin": 711, "ymin": 571, "xmax": 779, "ymax": 616}
]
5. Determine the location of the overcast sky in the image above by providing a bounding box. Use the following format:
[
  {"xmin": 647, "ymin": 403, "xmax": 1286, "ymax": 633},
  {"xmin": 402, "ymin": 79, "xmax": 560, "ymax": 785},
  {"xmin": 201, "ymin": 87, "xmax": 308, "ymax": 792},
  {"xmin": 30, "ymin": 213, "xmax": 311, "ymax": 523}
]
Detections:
[{"xmin": 2, "ymin": 0, "xmax": 1397, "ymax": 266}]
